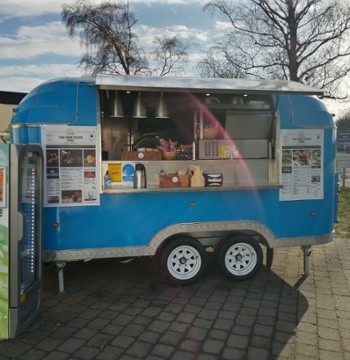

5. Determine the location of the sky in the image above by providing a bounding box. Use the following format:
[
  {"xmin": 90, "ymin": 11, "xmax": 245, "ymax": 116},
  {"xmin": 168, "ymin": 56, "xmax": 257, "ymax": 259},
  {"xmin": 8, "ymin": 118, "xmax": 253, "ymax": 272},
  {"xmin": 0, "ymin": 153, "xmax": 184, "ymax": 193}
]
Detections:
[
  {"xmin": 0, "ymin": 0, "xmax": 219, "ymax": 93},
  {"xmin": 0, "ymin": 0, "xmax": 348, "ymax": 117}
]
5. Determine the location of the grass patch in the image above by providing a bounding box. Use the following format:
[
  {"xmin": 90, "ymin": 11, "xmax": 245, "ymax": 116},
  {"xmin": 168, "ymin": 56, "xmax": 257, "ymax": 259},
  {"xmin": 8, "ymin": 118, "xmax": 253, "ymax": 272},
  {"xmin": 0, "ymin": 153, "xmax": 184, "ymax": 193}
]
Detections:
[{"xmin": 335, "ymin": 187, "xmax": 350, "ymax": 238}]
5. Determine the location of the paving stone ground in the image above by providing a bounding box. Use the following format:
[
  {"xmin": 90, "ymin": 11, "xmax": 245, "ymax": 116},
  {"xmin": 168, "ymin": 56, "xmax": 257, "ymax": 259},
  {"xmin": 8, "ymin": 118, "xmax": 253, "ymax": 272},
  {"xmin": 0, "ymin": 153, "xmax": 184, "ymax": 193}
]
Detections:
[{"xmin": 0, "ymin": 237, "xmax": 350, "ymax": 360}]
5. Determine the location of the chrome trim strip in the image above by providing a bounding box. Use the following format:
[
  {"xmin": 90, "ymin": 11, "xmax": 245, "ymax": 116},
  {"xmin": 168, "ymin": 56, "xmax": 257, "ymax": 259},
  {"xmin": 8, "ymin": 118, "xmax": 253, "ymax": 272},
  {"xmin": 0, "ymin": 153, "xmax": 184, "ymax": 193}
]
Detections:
[
  {"xmin": 43, "ymin": 246, "xmax": 153, "ymax": 262},
  {"xmin": 10, "ymin": 123, "xmax": 70, "ymax": 129},
  {"xmin": 271, "ymin": 233, "xmax": 333, "ymax": 248},
  {"xmin": 96, "ymin": 74, "xmax": 323, "ymax": 95},
  {"xmin": 148, "ymin": 220, "xmax": 275, "ymax": 251}
]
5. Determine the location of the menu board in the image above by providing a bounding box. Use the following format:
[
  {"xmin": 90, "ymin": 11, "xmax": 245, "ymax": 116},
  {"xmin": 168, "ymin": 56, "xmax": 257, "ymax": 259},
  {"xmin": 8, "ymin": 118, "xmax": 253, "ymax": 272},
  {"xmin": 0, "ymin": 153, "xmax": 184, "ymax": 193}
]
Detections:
[
  {"xmin": 42, "ymin": 126, "xmax": 100, "ymax": 207},
  {"xmin": 279, "ymin": 129, "xmax": 324, "ymax": 201}
]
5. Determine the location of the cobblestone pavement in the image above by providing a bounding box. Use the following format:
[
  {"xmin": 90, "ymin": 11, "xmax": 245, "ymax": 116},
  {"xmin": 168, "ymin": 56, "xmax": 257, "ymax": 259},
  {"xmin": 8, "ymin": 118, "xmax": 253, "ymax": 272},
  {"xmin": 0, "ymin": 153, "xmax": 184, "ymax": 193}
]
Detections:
[{"xmin": 1, "ymin": 237, "xmax": 350, "ymax": 360}]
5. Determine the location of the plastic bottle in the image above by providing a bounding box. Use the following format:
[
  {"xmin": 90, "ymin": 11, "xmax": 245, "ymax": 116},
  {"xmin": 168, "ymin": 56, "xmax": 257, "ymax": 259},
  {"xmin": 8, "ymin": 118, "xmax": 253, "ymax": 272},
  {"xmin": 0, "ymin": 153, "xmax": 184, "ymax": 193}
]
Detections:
[{"xmin": 104, "ymin": 170, "xmax": 111, "ymax": 189}]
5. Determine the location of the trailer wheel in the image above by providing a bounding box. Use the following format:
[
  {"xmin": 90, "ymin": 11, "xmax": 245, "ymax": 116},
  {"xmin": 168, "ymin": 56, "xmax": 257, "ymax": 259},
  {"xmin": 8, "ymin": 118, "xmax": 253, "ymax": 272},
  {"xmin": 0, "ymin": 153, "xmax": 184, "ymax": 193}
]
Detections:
[
  {"xmin": 216, "ymin": 235, "xmax": 263, "ymax": 281},
  {"xmin": 158, "ymin": 237, "xmax": 208, "ymax": 286}
]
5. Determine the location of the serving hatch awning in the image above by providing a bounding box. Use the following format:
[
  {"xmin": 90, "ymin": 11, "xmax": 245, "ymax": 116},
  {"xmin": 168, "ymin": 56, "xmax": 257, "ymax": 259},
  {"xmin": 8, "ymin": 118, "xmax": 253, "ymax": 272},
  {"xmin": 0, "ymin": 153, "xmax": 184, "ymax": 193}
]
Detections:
[{"xmin": 96, "ymin": 74, "xmax": 323, "ymax": 96}]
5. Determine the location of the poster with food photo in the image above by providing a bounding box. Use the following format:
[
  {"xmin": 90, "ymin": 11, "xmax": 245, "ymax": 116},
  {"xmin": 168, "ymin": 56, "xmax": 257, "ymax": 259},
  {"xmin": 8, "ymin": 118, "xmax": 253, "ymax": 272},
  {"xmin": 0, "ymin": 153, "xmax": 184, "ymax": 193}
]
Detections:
[
  {"xmin": 280, "ymin": 129, "xmax": 324, "ymax": 201},
  {"xmin": 42, "ymin": 126, "xmax": 100, "ymax": 207}
]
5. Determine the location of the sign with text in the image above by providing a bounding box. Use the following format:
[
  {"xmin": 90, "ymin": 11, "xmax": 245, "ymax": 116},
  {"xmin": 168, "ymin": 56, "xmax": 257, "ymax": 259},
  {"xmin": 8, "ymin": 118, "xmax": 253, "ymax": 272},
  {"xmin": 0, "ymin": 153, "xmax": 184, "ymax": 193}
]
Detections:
[
  {"xmin": 42, "ymin": 126, "xmax": 100, "ymax": 207},
  {"xmin": 337, "ymin": 131, "xmax": 350, "ymax": 153},
  {"xmin": 280, "ymin": 129, "xmax": 324, "ymax": 201},
  {"xmin": 337, "ymin": 153, "xmax": 350, "ymax": 168}
]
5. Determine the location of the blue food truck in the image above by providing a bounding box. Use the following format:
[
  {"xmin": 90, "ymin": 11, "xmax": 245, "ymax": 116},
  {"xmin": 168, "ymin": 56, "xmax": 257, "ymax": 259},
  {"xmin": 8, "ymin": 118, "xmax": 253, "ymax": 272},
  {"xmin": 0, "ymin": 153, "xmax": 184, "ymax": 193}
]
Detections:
[{"xmin": 10, "ymin": 75, "xmax": 338, "ymax": 292}]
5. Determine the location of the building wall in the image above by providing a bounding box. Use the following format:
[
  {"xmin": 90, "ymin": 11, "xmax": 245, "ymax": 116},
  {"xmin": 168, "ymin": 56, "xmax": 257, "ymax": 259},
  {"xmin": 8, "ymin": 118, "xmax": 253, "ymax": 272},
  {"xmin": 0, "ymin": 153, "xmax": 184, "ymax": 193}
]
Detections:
[
  {"xmin": 0, "ymin": 91, "xmax": 26, "ymax": 132},
  {"xmin": 0, "ymin": 104, "xmax": 15, "ymax": 131}
]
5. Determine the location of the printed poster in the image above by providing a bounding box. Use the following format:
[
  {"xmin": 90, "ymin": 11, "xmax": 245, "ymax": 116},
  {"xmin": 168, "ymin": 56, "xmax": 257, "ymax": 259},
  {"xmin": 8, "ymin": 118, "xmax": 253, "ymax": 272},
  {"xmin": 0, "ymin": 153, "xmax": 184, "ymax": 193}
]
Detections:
[
  {"xmin": 106, "ymin": 162, "xmax": 135, "ymax": 188},
  {"xmin": 42, "ymin": 126, "xmax": 100, "ymax": 207},
  {"xmin": 280, "ymin": 129, "xmax": 324, "ymax": 201}
]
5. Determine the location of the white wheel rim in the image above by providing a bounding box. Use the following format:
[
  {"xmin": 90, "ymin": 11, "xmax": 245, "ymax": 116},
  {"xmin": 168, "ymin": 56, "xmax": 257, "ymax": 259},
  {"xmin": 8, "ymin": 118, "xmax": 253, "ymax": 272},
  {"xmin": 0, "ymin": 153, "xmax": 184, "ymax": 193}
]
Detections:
[
  {"xmin": 224, "ymin": 242, "xmax": 257, "ymax": 276},
  {"xmin": 167, "ymin": 245, "xmax": 202, "ymax": 280}
]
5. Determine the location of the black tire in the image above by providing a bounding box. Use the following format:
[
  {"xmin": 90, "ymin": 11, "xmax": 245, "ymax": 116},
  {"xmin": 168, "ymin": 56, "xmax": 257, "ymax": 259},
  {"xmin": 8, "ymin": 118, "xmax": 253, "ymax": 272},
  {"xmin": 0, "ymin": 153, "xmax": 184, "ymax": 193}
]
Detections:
[
  {"xmin": 215, "ymin": 234, "xmax": 263, "ymax": 281},
  {"xmin": 158, "ymin": 236, "xmax": 208, "ymax": 286}
]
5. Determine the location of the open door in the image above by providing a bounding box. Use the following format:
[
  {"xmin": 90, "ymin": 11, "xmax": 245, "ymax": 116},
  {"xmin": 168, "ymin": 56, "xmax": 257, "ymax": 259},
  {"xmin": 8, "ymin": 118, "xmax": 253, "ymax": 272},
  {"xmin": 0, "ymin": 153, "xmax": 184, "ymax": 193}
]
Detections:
[{"xmin": 9, "ymin": 144, "xmax": 43, "ymax": 338}]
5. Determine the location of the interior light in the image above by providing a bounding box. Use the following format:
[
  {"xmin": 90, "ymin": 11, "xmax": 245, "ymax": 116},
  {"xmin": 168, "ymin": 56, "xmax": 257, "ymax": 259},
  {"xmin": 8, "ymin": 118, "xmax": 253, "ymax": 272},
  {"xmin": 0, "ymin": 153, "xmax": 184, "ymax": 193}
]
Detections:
[
  {"xmin": 110, "ymin": 91, "xmax": 124, "ymax": 117},
  {"xmin": 155, "ymin": 92, "xmax": 169, "ymax": 119},
  {"xmin": 133, "ymin": 92, "xmax": 147, "ymax": 118}
]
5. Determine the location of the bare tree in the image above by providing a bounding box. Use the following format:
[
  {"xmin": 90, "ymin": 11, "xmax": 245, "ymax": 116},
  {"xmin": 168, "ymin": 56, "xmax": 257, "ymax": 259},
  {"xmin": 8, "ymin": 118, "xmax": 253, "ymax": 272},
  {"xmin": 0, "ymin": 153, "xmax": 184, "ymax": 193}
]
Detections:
[
  {"xmin": 62, "ymin": 0, "xmax": 147, "ymax": 75},
  {"xmin": 198, "ymin": 39, "xmax": 248, "ymax": 79},
  {"xmin": 152, "ymin": 32, "xmax": 190, "ymax": 76},
  {"xmin": 62, "ymin": 0, "xmax": 190, "ymax": 76},
  {"xmin": 199, "ymin": 0, "xmax": 350, "ymax": 98}
]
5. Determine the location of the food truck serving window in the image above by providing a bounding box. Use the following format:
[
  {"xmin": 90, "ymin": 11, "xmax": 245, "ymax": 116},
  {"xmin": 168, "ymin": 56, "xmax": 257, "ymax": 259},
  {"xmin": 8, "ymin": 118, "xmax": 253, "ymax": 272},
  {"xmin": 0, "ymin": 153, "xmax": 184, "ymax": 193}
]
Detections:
[{"xmin": 100, "ymin": 89, "xmax": 276, "ymax": 161}]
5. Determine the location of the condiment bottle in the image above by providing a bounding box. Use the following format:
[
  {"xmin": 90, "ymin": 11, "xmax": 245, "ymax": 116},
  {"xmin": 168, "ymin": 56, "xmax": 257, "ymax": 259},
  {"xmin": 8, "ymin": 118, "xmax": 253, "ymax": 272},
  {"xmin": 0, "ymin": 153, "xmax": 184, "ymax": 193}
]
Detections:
[{"xmin": 104, "ymin": 170, "xmax": 111, "ymax": 189}]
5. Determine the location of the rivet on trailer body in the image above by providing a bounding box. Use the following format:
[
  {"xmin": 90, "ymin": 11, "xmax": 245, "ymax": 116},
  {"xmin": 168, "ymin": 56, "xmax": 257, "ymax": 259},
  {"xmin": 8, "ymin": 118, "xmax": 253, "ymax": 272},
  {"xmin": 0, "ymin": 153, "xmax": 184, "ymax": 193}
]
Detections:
[
  {"xmin": 190, "ymin": 202, "xmax": 196, "ymax": 207},
  {"xmin": 310, "ymin": 212, "xmax": 317, "ymax": 216}
]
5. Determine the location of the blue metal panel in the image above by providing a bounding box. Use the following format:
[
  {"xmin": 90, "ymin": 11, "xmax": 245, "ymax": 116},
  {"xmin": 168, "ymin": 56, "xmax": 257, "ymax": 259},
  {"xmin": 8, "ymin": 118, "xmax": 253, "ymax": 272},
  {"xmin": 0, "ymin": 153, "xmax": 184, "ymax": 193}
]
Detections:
[
  {"xmin": 278, "ymin": 95, "xmax": 334, "ymax": 129},
  {"xmin": 11, "ymin": 127, "xmax": 41, "ymax": 145},
  {"xmin": 275, "ymin": 95, "xmax": 337, "ymax": 238},
  {"xmin": 11, "ymin": 78, "xmax": 97, "ymax": 129},
  {"xmin": 43, "ymin": 190, "xmax": 275, "ymax": 250},
  {"xmin": 42, "ymin": 187, "xmax": 335, "ymax": 252}
]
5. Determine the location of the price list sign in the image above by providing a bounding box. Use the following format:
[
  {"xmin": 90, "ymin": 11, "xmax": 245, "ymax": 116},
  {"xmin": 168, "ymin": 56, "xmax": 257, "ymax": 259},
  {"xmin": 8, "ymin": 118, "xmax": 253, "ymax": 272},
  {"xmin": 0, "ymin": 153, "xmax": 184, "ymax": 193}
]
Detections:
[
  {"xmin": 280, "ymin": 129, "xmax": 324, "ymax": 201},
  {"xmin": 42, "ymin": 126, "xmax": 100, "ymax": 207}
]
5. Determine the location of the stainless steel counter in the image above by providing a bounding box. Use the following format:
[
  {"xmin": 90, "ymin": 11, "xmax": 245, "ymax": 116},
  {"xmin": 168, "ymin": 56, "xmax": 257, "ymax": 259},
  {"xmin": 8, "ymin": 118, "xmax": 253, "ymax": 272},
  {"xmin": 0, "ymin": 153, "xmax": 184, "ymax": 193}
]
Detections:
[{"xmin": 102, "ymin": 183, "xmax": 283, "ymax": 194}]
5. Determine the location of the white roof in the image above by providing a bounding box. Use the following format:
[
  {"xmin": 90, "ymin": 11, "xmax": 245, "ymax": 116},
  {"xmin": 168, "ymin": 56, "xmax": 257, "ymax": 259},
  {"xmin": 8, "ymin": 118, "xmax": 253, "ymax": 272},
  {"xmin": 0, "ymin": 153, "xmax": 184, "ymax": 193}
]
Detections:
[{"xmin": 96, "ymin": 74, "xmax": 323, "ymax": 95}]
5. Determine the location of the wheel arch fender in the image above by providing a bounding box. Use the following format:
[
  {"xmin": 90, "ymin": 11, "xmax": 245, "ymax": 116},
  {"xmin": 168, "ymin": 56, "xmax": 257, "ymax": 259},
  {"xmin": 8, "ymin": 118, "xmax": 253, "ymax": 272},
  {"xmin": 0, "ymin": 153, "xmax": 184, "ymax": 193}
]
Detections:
[
  {"xmin": 149, "ymin": 220, "xmax": 276, "ymax": 254},
  {"xmin": 154, "ymin": 233, "xmax": 196, "ymax": 258}
]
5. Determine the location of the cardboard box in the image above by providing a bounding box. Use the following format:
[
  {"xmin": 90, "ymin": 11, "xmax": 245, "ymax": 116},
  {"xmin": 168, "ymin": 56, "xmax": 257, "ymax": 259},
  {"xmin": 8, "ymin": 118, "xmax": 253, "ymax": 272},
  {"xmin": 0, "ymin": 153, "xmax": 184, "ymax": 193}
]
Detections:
[
  {"xmin": 178, "ymin": 174, "xmax": 190, "ymax": 187},
  {"xmin": 159, "ymin": 174, "xmax": 190, "ymax": 188}
]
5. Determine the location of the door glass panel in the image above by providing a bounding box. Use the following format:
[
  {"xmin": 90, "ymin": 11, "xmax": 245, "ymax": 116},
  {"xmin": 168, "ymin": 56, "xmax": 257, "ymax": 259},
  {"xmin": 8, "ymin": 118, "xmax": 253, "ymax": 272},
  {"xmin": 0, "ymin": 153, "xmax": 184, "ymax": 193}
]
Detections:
[{"xmin": 19, "ymin": 150, "xmax": 41, "ymax": 294}]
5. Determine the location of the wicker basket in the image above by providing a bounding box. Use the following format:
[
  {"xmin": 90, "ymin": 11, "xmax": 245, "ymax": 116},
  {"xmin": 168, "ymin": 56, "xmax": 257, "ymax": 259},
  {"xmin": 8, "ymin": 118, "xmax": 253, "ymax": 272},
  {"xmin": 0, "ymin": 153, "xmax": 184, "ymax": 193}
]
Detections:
[
  {"xmin": 196, "ymin": 127, "xmax": 219, "ymax": 140},
  {"xmin": 162, "ymin": 150, "xmax": 177, "ymax": 160}
]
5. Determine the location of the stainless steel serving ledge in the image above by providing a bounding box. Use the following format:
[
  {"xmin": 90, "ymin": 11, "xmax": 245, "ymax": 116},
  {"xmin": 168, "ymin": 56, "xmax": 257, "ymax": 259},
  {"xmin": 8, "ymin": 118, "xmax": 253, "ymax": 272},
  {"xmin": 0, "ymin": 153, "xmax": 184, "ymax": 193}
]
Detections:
[{"xmin": 102, "ymin": 183, "xmax": 283, "ymax": 194}]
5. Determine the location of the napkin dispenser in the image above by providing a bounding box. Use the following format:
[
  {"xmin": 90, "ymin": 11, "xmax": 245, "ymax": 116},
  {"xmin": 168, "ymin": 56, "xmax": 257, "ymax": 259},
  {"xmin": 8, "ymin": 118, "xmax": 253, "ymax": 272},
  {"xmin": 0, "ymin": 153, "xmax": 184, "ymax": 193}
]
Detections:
[{"xmin": 204, "ymin": 173, "xmax": 223, "ymax": 187}]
